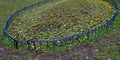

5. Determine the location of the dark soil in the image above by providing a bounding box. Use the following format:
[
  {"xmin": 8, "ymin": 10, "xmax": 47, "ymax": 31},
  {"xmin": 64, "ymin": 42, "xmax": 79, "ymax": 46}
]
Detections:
[{"xmin": 0, "ymin": 44, "xmax": 10, "ymax": 60}]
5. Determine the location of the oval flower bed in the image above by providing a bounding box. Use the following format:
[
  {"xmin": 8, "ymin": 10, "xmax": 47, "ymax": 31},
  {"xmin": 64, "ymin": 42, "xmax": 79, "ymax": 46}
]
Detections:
[{"xmin": 8, "ymin": 0, "xmax": 114, "ymax": 41}]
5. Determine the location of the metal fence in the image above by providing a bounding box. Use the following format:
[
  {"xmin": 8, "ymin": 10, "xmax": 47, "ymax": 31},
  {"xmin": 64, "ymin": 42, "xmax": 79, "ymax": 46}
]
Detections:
[{"xmin": 3, "ymin": 0, "xmax": 118, "ymax": 50}]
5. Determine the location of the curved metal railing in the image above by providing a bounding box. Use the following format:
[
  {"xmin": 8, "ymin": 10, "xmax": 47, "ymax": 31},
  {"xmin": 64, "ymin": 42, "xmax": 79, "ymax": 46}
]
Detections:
[{"xmin": 3, "ymin": 0, "xmax": 118, "ymax": 50}]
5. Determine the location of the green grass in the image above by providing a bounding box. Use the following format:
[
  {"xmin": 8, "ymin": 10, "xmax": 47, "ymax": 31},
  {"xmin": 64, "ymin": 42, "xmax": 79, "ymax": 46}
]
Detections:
[
  {"xmin": 0, "ymin": 0, "xmax": 39, "ymax": 44},
  {"xmin": 0, "ymin": 0, "xmax": 40, "ymax": 59},
  {"xmin": 7, "ymin": 0, "xmax": 114, "ymax": 40},
  {"xmin": 0, "ymin": 0, "xmax": 120, "ymax": 60},
  {"xmin": 92, "ymin": 0, "xmax": 120, "ymax": 59}
]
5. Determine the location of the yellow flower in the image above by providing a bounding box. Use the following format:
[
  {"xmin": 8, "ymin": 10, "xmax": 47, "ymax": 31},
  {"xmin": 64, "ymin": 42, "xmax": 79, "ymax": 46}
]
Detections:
[
  {"xmin": 84, "ymin": 36, "xmax": 87, "ymax": 39},
  {"xmin": 80, "ymin": 29, "xmax": 83, "ymax": 32},
  {"xmin": 80, "ymin": 40, "xmax": 82, "ymax": 43}
]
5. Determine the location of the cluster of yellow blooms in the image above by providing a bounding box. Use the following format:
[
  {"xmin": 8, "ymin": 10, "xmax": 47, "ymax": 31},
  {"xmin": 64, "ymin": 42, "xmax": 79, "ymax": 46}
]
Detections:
[{"xmin": 98, "ymin": 0, "xmax": 112, "ymax": 9}]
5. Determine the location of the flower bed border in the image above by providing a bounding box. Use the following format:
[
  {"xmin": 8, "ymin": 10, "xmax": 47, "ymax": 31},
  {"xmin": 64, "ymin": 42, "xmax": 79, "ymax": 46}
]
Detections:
[{"xmin": 3, "ymin": 0, "xmax": 118, "ymax": 50}]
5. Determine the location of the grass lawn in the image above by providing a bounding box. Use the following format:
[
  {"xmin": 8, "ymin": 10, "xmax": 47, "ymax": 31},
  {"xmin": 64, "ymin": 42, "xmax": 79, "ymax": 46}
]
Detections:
[
  {"xmin": 0, "ymin": 0, "xmax": 120, "ymax": 60},
  {"xmin": 0, "ymin": 0, "xmax": 39, "ymax": 60}
]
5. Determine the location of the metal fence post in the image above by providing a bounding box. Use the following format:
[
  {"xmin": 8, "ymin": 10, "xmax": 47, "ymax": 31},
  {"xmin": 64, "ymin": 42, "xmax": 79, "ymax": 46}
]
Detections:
[{"xmin": 87, "ymin": 29, "xmax": 90, "ymax": 40}]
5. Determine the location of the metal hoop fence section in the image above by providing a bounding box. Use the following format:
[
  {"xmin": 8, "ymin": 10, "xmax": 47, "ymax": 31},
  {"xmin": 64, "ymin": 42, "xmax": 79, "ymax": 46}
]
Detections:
[{"xmin": 3, "ymin": 0, "xmax": 118, "ymax": 50}]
